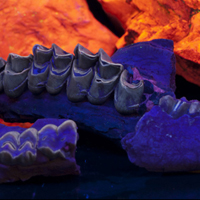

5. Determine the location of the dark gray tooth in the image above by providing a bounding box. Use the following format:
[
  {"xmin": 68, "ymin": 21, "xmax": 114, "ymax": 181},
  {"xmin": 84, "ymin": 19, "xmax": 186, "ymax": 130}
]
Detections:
[
  {"xmin": 0, "ymin": 58, "xmax": 6, "ymax": 92},
  {"xmin": 28, "ymin": 44, "xmax": 53, "ymax": 94},
  {"xmin": 38, "ymin": 120, "xmax": 78, "ymax": 159},
  {"xmin": 87, "ymin": 48, "xmax": 123, "ymax": 104},
  {"xmin": 189, "ymin": 101, "xmax": 200, "ymax": 114},
  {"xmin": 159, "ymin": 95, "xmax": 190, "ymax": 118},
  {"xmin": 3, "ymin": 53, "xmax": 33, "ymax": 98},
  {"xmin": 46, "ymin": 44, "xmax": 74, "ymax": 95},
  {"xmin": 0, "ymin": 128, "xmax": 38, "ymax": 166},
  {"xmin": 66, "ymin": 44, "xmax": 98, "ymax": 102},
  {"xmin": 114, "ymin": 69, "xmax": 144, "ymax": 114}
]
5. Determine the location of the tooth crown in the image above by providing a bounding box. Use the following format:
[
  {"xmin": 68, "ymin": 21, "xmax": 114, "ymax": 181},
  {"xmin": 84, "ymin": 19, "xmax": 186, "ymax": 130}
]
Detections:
[
  {"xmin": 3, "ymin": 53, "xmax": 33, "ymax": 98},
  {"xmin": 0, "ymin": 57, "xmax": 6, "ymax": 92},
  {"xmin": 0, "ymin": 120, "xmax": 78, "ymax": 166},
  {"xmin": 159, "ymin": 95, "xmax": 200, "ymax": 118},
  {"xmin": 114, "ymin": 69, "xmax": 144, "ymax": 114}
]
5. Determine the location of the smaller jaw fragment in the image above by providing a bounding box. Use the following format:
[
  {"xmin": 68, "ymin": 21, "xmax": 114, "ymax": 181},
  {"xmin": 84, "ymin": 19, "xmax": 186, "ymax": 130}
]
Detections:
[
  {"xmin": 114, "ymin": 69, "xmax": 144, "ymax": 114},
  {"xmin": 3, "ymin": 53, "xmax": 33, "ymax": 98},
  {"xmin": 28, "ymin": 44, "xmax": 53, "ymax": 94},
  {"xmin": 0, "ymin": 119, "xmax": 80, "ymax": 183},
  {"xmin": 87, "ymin": 48, "xmax": 124, "ymax": 105},
  {"xmin": 46, "ymin": 44, "xmax": 74, "ymax": 95},
  {"xmin": 66, "ymin": 44, "xmax": 98, "ymax": 102},
  {"xmin": 159, "ymin": 95, "xmax": 190, "ymax": 118}
]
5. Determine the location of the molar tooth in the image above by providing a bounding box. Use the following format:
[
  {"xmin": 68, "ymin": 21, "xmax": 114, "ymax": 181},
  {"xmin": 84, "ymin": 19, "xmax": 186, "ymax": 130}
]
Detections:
[
  {"xmin": 28, "ymin": 44, "xmax": 53, "ymax": 94},
  {"xmin": 159, "ymin": 95, "xmax": 190, "ymax": 118},
  {"xmin": 66, "ymin": 44, "xmax": 98, "ymax": 102},
  {"xmin": 38, "ymin": 120, "xmax": 78, "ymax": 159},
  {"xmin": 0, "ymin": 128, "xmax": 38, "ymax": 166},
  {"xmin": 0, "ymin": 58, "xmax": 6, "ymax": 92},
  {"xmin": 87, "ymin": 48, "xmax": 123, "ymax": 104},
  {"xmin": 46, "ymin": 44, "xmax": 73, "ymax": 95},
  {"xmin": 3, "ymin": 54, "xmax": 33, "ymax": 98},
  {"xmin": 114, "ymin": 69, "xmax": 144, "ymax": 114},
  {"xmin": 189, "ymin": 102, "xmax": 200, "ymax": 114}
]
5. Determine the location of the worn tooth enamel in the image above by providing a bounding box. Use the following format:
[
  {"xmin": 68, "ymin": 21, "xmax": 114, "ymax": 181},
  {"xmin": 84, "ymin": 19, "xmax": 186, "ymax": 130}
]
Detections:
[
  {"xmin": 114, "ymin": 69, "xmax": 144, "ymax": 114},
  {"xmin": 87, "ymin": 48, "xmax": 124, "ymax": 104},
  {"xmin": 38, "ymin": 120, "xmax": 78, "ymax": 159},
  {"xmin": 0, "ymin": 128, "xmax": 38, "ymax": 166},
  {"xmin": 3, "ymin": 54, "xmax": 33, "ymax": 98},
  {"xmin": 28, "ymin": 44, "xmax": 53, "ymax": 94},
  {"xmin": 189, "ymin": 102, "xmax": 200, "ymax": 114},
  {"xmin": 46, "ymin": 44, "xmax": 73, "ymax": 95},
  {"xmin": 66, "ymin": 44, "xmax": 98, "ymax": 102},
  {"xmin": 159, "ymin": 95, "xmax": 190, "ymax": 118},
  {"xmin": 0, "ymin": 58, "xmax": 6, "ymax": 92}
]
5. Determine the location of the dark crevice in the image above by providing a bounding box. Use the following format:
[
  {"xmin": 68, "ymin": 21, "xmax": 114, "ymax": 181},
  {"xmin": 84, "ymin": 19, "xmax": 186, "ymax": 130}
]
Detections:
[
  {"xmin": 86, "ymin": 0, "xmax": 124, "ymax": 37},
  {"xmin": 175, "ymin": 74, "xmax": 200, "ymax": 101}
]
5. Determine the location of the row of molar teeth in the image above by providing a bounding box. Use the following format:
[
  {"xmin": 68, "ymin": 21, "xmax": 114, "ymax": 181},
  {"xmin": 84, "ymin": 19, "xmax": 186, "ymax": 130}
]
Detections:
[
  {"xmin": 0, "ymin": 128, "xmax": 38, "ymax": 166},
  {"xmin": 159, "ymin": 95, "xmax": 200, "ymax": 118},
  {"xmin": 0, "ymin": 43, "xmax": 147, "ymax": 115},
  {"xmin": 0, "ymin": 120, "xmax": 78, "ymax": 166}
]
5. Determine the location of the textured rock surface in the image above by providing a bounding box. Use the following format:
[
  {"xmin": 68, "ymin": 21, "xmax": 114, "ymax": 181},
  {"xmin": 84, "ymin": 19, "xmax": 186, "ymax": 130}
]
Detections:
[
  {"xmin": 0, "ymin": 0, "xmax": 118, "ymax": 60},
  {"xmin": 99, "ymin": 0, "xmax": 200, "ymax": 86},
  {"xmin": 121, "ymin": 103, "xmax": 200, "ymax": 172},
  {"xmin": 0, "ymin": 40, "xmax": 175, "ymax": 144}
]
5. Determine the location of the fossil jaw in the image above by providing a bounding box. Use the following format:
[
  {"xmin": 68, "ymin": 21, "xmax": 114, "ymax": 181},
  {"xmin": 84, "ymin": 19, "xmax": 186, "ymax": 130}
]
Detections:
[
  {"xmin": 0, "ymin": 120, "xmax": 78, "ymax": 166},
  {"xmin": 114, "ymin": 69, "xmax": 144, "ymax": 114}
]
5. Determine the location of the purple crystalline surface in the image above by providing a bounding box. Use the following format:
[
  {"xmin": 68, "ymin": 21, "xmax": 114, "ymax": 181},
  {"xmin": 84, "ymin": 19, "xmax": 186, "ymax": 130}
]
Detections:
[{"xmin": 121, "ymin": 106, "xmax": 200, "ymax": 172}]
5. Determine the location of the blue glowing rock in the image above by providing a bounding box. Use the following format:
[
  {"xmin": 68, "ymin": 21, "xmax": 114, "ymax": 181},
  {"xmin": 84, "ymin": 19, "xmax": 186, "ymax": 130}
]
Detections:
[{"xmin": 121, "ymin": 104, "xmax": 200, "ymax": 172}]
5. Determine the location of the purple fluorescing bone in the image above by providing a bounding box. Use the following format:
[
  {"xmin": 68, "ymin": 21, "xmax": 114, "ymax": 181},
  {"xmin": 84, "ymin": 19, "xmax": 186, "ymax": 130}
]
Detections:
[
  {"xmin": 121, "ymin": 96, "xmax": 200, "ymax": 172},
  {"xmin": 0, "ymin": 118, "xmax": 80, "ymax": 183}
]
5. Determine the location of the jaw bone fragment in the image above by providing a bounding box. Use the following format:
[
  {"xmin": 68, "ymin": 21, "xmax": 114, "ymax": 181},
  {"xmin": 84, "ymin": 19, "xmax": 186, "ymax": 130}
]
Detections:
[
  {"xmin": 159, "ymin": 95, "xmax": 190, "ymax": 118},
  {"xmin": 114, "ymin": 69, "xmax": 144, "ymax": 114},
  {"xmin": 28, "ymin": 44, "xmax": 53, "ymax": 94},
  {"xmin": 46, "ymin": 44, "xmax": 74, "ymax": 95},
  {"xmin": 0, "ymin": 119, "xmax": 80, "ymax": 183},
  {"xmin": 0, "ymin": 128, "xmax": 38, "ymax": 166},
  {"xmin": 0, "ymin": 58, "xmax": 6, "ymax": 92},
  {"xmin": 3, "ymin": 53, "xmax": 33, "ymax": 98},
  {"xmin": 87, "ymin": 48, "xmax": 123, "ymax": 104},
  {"xmin": 67, "ymin": 44, "xmax": 98, "ymax": 102}
]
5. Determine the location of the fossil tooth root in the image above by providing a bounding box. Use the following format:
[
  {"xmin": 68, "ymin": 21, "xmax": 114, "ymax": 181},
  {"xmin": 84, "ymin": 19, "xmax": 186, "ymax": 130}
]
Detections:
[
  {"xmin": 159, "ymin": 95, "xmax": 190, "ymax": 118},
  {"xmin": 66, "ymin": 44, "xmax": 98, "ymax": 102},
  {"xmin": 0, "ymin": 58, "xmax": 6, "ymax": 92},
  {"xmin": 114, "ymin": 69, "xmax": 144, "ymax": 114},
  {"xmin": 87, "ymin": 48, "xmax": 124, "ymax": 105},
  {"xmin": 46, "ymin": 44, "xmax": 74, "ymax": 95},
  {"xmin": 28, "ymin": 44, "xmax": 53, "ymax": 94},
  {"xmin": 3, "ymin": 53, "xmax": 33, "ymax": 98}
]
